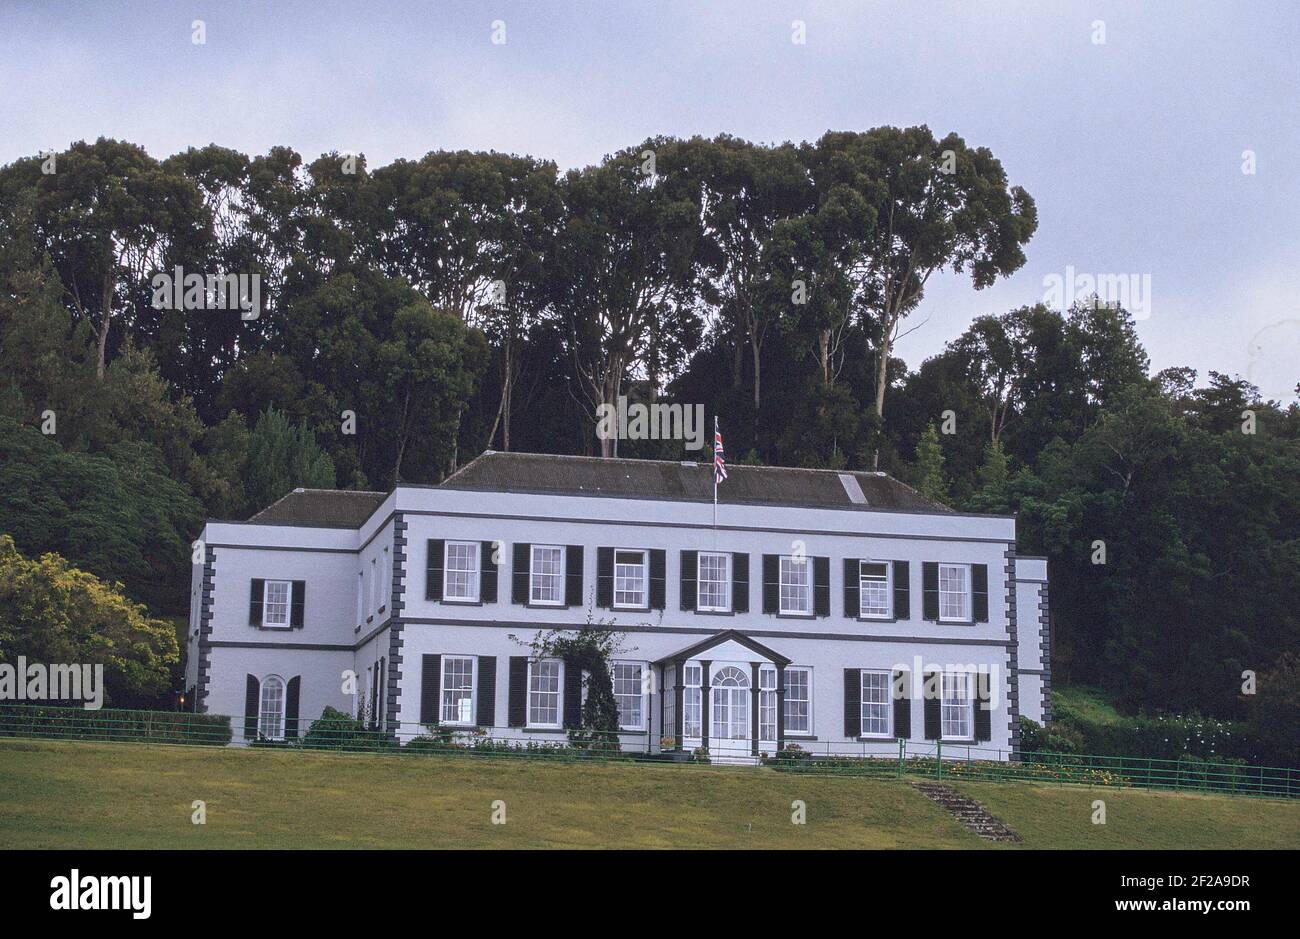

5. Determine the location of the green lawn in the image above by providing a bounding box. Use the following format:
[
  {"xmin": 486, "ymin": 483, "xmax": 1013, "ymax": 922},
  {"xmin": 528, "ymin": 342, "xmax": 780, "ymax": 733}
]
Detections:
[{"xmin": 1, "ymin": 738, "xmax": 1297, "ymax": 849}]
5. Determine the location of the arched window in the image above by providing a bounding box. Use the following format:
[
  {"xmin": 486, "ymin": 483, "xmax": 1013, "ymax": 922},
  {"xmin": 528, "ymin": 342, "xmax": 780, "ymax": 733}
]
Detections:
[
  {"xmin": 712, "ymin": 666, "xmax": 750, "ymax": 687},
  {"xmin": 259, "ymin": 675, "xmax": 285, "ymax": 740}
]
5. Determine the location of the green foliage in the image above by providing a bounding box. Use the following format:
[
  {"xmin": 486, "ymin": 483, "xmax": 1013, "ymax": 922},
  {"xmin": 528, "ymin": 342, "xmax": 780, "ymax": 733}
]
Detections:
[
  {"xmin": 0, "ymin": 705, "xmax": 230, "ymax": 745},
  {"xmin": 0, "ymin": 419, "xmax": 202, "ymax": 614},
  {"xmin": 245, "ymin": 407, "xmax": 337, "ymax": 510},
  {"xmin": 523, "ymin": 617, "xmax": 625, "ymax": 755},
  {"xmin": 0, "ymin": 535, "xmax": 181, "ymax": 707},
  {"xmin": 1246, "ymin": 654, "xmax": 1300, "ymax": 767},
  {"xmin": 913, "ymin": 423, "xmax": 949, "ymax": 504},
  {"xmin": 301, "ymin": 706, "xmax": 394, "ymax": 751},
  {"xmin": 1040, "ymin": 687, "xmax": 1256, "ymax": 763}
]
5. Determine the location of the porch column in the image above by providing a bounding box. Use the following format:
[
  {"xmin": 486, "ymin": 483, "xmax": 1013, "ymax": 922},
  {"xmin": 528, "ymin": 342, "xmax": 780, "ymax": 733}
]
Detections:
[
  {"xmin": 776, "ymin": 663, "xmax": 786, "ymax": 752},
  {"xmin": 673, "ymin": 660, "xmax": 684, "ymax": 750},
  {"xmin": 750, "ymin": 663, "xmax": 760, "ymax": 757},
  {"xmin": 699, "ymin": 659, "xmax": 711, "ymax": 751}
]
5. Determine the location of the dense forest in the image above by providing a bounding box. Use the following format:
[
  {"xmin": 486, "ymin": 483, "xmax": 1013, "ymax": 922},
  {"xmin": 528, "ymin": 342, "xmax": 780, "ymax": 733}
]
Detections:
[{"xmin": 0, "ymin": 131, "xmax": 1296, "ymax": 734}]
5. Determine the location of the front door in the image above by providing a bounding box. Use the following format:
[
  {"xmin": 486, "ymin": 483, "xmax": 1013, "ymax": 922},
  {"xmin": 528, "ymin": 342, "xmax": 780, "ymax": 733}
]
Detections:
[{"xmin": 710, "ymin": 665, "xmax": 750, "ymax": 761}]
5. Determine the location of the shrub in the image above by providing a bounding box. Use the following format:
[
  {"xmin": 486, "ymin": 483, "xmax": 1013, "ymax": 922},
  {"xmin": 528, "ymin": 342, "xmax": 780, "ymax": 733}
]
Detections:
[
  {"xmin": 301, "ymin": 706, "xmax": 394, "ymax": 752},
  {"xmin": 0, "ymin": 704, "xmax": 231, "ymax": 745}
]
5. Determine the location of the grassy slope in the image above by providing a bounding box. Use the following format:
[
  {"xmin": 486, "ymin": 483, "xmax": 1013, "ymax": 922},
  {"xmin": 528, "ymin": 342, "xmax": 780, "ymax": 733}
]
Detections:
[
  {"xmin": 1, "ymin": 738, "xmax": 1296, "ymax": 849},
  {"xmin": 954, "ymin": 781, "xmax": 1300, "ymax": 849},
  {"xmin": 1052, "ymin": 684, "xmax": 1127, "ymax": 725}
]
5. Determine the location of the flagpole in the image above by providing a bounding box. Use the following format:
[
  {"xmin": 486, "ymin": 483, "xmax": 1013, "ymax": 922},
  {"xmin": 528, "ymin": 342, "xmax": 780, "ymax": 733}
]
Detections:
[{"xmin": 712, "ymin": 416, "xmax": 718, "ymax": 530}]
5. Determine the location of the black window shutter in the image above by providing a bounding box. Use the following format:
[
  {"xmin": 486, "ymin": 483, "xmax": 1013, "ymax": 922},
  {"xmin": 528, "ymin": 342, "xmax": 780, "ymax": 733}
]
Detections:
[
  {"xmin": 290, "ymin": 581, "xmax": 305, "ymax": 627},
  {"xmin": 243, "ymin": 674, "xmax": 260, "ymax": 740},
  {"xmin": 511, "ymin": 543, "xmax": 529, "ymax": 604},
  {"xmin": 563, "ymin": 663, "xmax": 582, "ymax": 729},
  {"xmin": 843, "ymin": 558, "xmax": 860, "ymax": 617},
  {"xmin": 761, "ymin": 554, "xmax": 778, "ymax": 613},
  {"xmin": 923, "ymin": 670, "xmax": 941, "ymax": 739},
  {"xmin": 507, "ymin": 656, "xmax": 528, "ymax": 726},
  {"xmin": 596, "ymin": 547, "xmax": 614, "ymax": 608},
  {"xmin": 893, "ymin": 560, "xmax": 910, "ymax": 619},
  {"xmin": 477, "ymin": 656, "xmax": 497, "ymax": 727},
  {"xmin": 248, "ymin": 579, "xmax": 264, "ymax": 626},
  {"xmin": 649, "ymin": 549, "xmax": 666, "ymax": 609},
  {"xmin": 813, "ymin": 556, "xmax": 830, "ymax": 617},
  {"xmin": 564, "ymin": 545, "xmax": 584, "ymax": 606},
  {"xmin": 426, "ymin": 539, "xmax": 444, "ymax": 601},
  {"xmin": 843, "ymin": 669, "xmax": 862, "ymax": 738},
  {"xmin": 922, "ymin": 562, "xmax": 939, "ymax": 621},
  {"xmin": 420, "ymin": 654, "xmax": 441, "ymax": 725},
  {"xmin": 974, "ymin": 671, "xmax": 992, "ymax": 741},
  {"xmin": 480, "ymin": 541, "xmax": 498, "ymax": 602},
  {"xmin": 893, "ymin": 670, "xmax": 911, "ymax": 739},
  {"xmin": 731, "ymin": 553, "xmax": 749, "ymax": 613},
  {"xmin": 377, "ymin": 657, "xmax": 386, "ymax": 728},
  {"xmin": 972, "ymin": 564, "xmax": 989, "ymax": 622},
  {"xmin": 285, "ymin": 676, "xmax": 301, "ymax": 738},
  {"xmin": 680, "ymin": 550, "xmax": 698, "ymax": 611}
]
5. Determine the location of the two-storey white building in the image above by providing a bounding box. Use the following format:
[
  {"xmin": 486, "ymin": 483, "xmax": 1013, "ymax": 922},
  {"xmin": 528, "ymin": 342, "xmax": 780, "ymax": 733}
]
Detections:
[{"xmin": 185, "ymin": 451, "xmax": 1050, "ymax": 761}]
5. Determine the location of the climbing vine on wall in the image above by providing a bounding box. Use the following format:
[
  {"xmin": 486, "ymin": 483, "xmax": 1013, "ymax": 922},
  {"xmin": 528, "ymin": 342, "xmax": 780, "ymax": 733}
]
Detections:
[{"xmin": 518, "ymin": 611, "xmax": 627, "ymax": 755}]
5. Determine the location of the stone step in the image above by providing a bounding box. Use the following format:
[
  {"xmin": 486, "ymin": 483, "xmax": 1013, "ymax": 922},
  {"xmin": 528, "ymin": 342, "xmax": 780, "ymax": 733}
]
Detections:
[{"xmin": 910, "ymin": 781, "xmax": 1021, "ymax": 842}]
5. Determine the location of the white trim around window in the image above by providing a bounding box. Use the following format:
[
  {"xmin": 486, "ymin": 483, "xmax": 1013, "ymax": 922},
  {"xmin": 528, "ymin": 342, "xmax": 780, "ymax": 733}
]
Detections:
[
  {"xmin": 613, "ymin": 549, "xmax": 648, "ymax": 609},
  {"xmin": 527, "ymin": 658, "xmax": 563, "ymax": 728},
  {"xmin": 697, "ymin": 551, "xmax": 730, "ymax": 612},
  {"xmin": 443, "ymin": 541, "xmax": 481, "ymax": 603},
  {"xmin": 682, "ymin": 663, "xmax": 703, "ymax": 737},
  {"xmin": 783, "ymin": 665, "xmax": 812, "ymax": 735},
  {"xmin": 529, "ymin": 545, "xmax": 565, "ymax": 606},
  {"xmin": 262, "ymin": 580, "xmax": 292, "ymax": 628},
  {"xmin": 859, "ymin": 669, "xmax": 892, "ymax": 738},
  {"xmin": 440, "ymin": 655, "xmax": 476, "ymax": 725},
  {"xmin": 858, "ymin": 561, "xmax": 892, "ymax": 619},
  {"xmin": 779, "ymin": 556, "xmax": 813, "ymax": 615},
  {"xmin": 258, "ymin": 674, "xmax": 286, "ymax": 740},
  {"xmin": 938, "ymin": 563, "xmax": 972, "ymax": 623},
  {"xmin": 611, "ymin": 661, "xmax": 646, "ymax": 731},
  {"xmin": 941, "ymin": 671, "xmax": 973, "ymax": 740},
  {"xmin": 759, "ymin": 665, "xmax": 777, "ymax": 740}
]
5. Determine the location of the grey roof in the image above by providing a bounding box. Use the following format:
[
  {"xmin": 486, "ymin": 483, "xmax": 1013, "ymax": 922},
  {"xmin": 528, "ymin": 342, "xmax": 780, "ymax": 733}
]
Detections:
[
  {"xmin": 248, "ymin": 488, "xmax": 387, "ymax": 527},
  {"xmin": 441, "ymin": 451, "xmax": 952, "ymax": 513}
]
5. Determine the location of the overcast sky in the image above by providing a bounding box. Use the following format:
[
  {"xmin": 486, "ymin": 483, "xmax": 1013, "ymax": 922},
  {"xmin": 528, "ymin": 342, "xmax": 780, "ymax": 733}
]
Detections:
[{"xmin": 2, "ymin": 0, "xmax": 1297, "ymax": 399}]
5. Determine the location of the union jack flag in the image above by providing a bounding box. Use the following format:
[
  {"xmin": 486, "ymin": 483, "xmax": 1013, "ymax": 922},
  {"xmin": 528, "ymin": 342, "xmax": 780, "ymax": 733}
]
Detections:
[{"xmin": 713, "ymin": 420, "xmax": 727, "ymax": 484}]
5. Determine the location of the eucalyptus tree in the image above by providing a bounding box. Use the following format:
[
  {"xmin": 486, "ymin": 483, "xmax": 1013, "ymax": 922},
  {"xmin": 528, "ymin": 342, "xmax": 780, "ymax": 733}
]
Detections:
[
  {"xmin": 552, "ymin": 140, "xmax": 702, "ymax": 456},
  {"xmin": 0, "ymin": 138, "xmax": 210, "ymax": 381},
  {"xmin": 659, "ymin": 136, "xmax": 813, "ymax": 437},
  {"xmin": 360, "ymin": 151, "xmax": 561, "ymax": 456},
  {"xmin": 805, "ymin": 127, "xmax": 1037, "ymax": 464}
]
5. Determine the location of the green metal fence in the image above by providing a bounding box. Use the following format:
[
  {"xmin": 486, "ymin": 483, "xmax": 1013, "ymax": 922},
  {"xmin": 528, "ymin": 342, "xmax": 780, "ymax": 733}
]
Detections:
[{"xmin": 1, "ymin": 704, "xmax": 1295, "ymax": 801}]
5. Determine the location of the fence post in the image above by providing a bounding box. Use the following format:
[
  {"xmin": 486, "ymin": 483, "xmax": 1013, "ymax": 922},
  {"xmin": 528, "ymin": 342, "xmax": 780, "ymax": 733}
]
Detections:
[
  {"xmin": 936, "ymin": 739, "xmax": 942, "ymax": 781},
  {"xmin": 897, "ymin": 737, "xmax": 904, "ymax": 778}
]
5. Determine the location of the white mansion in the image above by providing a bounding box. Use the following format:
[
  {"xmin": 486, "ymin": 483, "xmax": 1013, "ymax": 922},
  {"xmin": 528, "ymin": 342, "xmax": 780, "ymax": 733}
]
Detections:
[{"xmin": 185, "ymin": 451, "xmax": 1050, "ymax": 761}]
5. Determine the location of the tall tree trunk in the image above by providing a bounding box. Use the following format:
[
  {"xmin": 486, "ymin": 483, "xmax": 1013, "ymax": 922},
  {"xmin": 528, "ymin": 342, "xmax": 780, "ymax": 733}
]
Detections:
[
  {"xmin": 599, "ymin": 358, "xmax": 623, "ymax": 458},
  {"xmin": 96, "ymin": 267, "xmax": 113, "ymax": 381},
  {"xmin": 749, "ymin": 331, "xmax": 761, "ymax": 444},
  {"xmin": 394, "ymin": 387, "xmax": 411, "ymax": 484},
  {"xmin": 871, "ymin": 324, "xmax": 893, "ymax": 470},
  {"xmin": 486, "ymin": 337, "xmax": 514, "ymax": 451}
]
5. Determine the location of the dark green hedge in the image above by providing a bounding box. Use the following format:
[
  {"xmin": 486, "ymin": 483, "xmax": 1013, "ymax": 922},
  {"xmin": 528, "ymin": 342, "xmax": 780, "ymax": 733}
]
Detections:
[{"xmin": 0, "ymin": 705, "xmax": 231, "ymax": 746}]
